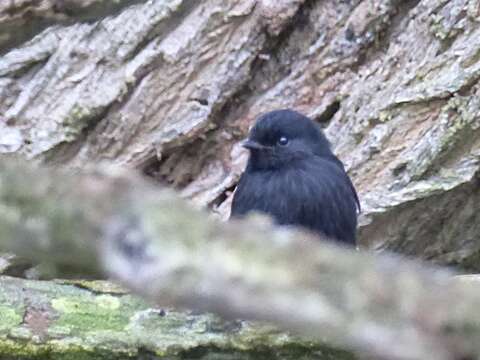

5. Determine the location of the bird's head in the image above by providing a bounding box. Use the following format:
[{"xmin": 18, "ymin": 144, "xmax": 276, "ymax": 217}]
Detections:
[{"xmin": 243, "ymin": 109, "xmax": 334, "ymax": 171}]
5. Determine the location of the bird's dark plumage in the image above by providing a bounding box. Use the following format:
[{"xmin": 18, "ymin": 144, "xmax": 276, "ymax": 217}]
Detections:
[{"xmin": 231, "ymin": 109, "xmax": 360, "ymax": 245}]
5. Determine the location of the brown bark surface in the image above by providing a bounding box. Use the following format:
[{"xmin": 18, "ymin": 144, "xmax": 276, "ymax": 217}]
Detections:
[{"xmin": 0, "ymin": 1, "xmax": 479, "ymax": 265}]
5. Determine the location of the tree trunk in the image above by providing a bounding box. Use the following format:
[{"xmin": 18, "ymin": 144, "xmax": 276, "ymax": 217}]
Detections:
[
  {"xmin": 0, "ymin": 276, "xmax": 353, "ymax": 360},
  {"xmin": 1, "ymin": 0, "xmax": 480, "ymax": 359},
  {"xmin": 2, "ymin": 0, "xmax": 479, "ymax": 269}
]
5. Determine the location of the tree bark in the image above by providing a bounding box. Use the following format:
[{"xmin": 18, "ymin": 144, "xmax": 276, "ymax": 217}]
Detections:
[
  {"xmin": 1, "ymin": 0, "xmax": 479, "ymax": 269},
  {"xmin": 0, "ymin": 276, "xmax": 352, "ymax": 359},
  {"xmin": 0, "ymin": 0, "xmax": 147, "ymax": 54},
  {"xmin": 1, "ymin": 1, "xmax": 480, "ymax": 359}
]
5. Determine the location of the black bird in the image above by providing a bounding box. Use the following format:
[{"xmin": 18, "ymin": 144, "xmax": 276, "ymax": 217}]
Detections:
[{"xmin": 230, "ymin": 109, "xmax": 360, "ymax": 245}]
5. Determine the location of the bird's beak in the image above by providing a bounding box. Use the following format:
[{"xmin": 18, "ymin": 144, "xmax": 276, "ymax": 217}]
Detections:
[{"xmin": 242, "ymin": 139, "xmax": 266, "ymax": 151}]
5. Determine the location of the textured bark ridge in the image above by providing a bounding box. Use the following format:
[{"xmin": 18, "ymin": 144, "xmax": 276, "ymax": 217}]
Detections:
[
  {"xmin": 0, "ymin": 276, "xmax": 351, "ymax": 360},
  {"xmin": 0, "ymin": 1, "xmax": 479, "ymax": 264},
  {"xmin": 0, "ymin": 0, "xmax": 147, "ymax": 54}
]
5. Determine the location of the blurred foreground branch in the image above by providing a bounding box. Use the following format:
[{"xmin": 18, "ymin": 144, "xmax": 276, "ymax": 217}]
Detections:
[{"xmin": 1, "ymin": 158, "xmax": 480, "ymax": 360}]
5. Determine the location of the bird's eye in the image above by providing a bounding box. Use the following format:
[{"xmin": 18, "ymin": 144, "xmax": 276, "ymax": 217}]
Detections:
[{"xmin": 277, "ymin": 136, "xmax": 289, "ymax": 146}]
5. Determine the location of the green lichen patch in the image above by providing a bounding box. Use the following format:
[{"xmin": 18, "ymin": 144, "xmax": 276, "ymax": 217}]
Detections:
[
  {"xmin": 56, "ymin": 280, "xmax": 128, "ymax": 295},
  {"xmin": 0, "ymin": 338, "xmax": 136, "ymax": 360},
  {"xmin": 0, "ymin": 276, "xmax": 354, "ymax": 359},
  {"xmin": 62, "ymin": 105, "xmax": 94, "ymax": 142},
  {"xmin": 0, "ymin": 305, "xmax": 23, "ymax": 332},
  {"xmin": 50, "ymin": 293, "xmax": 144, "ymax": 334}
]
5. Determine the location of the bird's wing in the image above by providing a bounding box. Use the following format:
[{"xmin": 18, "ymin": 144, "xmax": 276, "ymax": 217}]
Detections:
[
  {"xmin": 326, "ymin": 155, "xmax": 361, "ymax": 213},
  {"xmin": 297, "ymin": 158, "xmax": 358, "ymax": 245},
  {"xmin": 230, "ymin": 173, "xmax": 252, "ymax": 218},
  {"xmin": 347, "ymin": 176, "xmax": 361, "ymax": 213}
]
